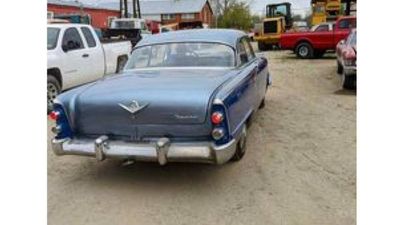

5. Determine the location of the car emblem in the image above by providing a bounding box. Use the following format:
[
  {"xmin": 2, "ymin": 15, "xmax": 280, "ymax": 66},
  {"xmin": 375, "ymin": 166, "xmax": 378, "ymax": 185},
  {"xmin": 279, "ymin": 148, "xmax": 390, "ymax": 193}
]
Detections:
[{"xmin": 119, "ymin": 100, "xmax": 149, "ymax": 117}]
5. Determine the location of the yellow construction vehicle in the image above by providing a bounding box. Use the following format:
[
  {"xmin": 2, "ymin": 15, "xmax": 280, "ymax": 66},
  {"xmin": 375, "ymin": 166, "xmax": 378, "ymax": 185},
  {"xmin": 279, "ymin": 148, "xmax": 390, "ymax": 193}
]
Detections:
[
  {"xmin": 311, "ymin": 0, "xmax": 342, "ymax": 25},
  {"xmin": 254, "ymin": 2, "xmax": 292, "ymax": 51}
]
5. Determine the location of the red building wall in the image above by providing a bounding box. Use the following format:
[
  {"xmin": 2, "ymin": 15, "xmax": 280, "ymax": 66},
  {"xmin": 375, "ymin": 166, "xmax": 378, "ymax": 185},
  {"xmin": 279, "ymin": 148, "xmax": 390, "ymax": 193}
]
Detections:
[
  {"xmin": 47, "ymin": 4, "xmax": 120, "ymax": 29},
  {"xmin": 160, "ymin": 3, "xmax": 213, "ymax": 27}
]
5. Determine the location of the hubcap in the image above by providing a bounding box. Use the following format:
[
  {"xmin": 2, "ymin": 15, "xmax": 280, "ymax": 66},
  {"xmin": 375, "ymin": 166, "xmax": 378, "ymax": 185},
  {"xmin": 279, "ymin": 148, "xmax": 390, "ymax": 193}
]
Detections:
[
  {"xmin": 47, "ymin": 83, "xmax": 59, "ymax": 106},
  {"xmin": 299, "ymin": 46, "xmax": 308, "ymax": 57}
]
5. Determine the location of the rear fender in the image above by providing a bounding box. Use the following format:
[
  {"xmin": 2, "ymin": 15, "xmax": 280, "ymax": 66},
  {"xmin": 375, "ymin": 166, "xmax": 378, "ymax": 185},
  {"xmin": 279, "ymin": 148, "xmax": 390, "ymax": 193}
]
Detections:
[{"xmin": 214, "ymin": 68, "xmax": 256, "ymax": 140}]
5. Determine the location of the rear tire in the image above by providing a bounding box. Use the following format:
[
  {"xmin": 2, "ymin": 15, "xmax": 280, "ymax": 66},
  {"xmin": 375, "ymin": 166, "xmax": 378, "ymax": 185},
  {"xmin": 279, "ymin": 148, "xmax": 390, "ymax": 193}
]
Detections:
[
  {"xmin": 265, "ymin": 44, "xmax": 273, "ymax": 51},
  {"xmin": 231, "ymin": 125, "xmax": 247, "ymax": 162},
  {"xmin": 342, "ymin": 73, "xmax": 356, "ymax": 90},
  {"xmin": 259, "ymin": 97, "xmax": 266, "ymax": 109},
  {"xmin": 295, "ymin": 42, "xmax": 314, "ymax": 59},
  {"xmin": 258, "ymin": 42, "xmax": 266, "ymax": 51},
  {"xmin": 47, "ymin": 75, "xmax": 61, "ymax": 113},
  {"xmin": 337, "ymin": 61, "xmax": 343, "ymax": 74}
]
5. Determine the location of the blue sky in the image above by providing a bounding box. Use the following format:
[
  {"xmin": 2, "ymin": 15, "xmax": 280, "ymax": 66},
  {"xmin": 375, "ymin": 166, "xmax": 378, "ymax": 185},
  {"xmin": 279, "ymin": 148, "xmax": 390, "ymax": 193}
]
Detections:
[{"xmin": 72, "ymin": 0, "xmax": 311, "ymax": 16}]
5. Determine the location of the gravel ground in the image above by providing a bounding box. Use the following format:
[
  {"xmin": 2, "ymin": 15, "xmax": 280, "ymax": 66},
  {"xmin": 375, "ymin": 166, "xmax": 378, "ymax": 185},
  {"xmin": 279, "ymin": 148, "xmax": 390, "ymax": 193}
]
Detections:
[{"xmin": 48, "ymin": 49, "xmax": 356, "ymax": 225}]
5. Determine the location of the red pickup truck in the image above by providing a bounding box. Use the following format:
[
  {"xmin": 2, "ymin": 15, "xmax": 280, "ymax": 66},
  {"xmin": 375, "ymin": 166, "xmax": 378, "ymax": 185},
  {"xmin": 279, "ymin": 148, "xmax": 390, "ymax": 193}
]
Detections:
[{"xmin": 280, "ymin": 16, "xmax": 356, "ymax": 59}]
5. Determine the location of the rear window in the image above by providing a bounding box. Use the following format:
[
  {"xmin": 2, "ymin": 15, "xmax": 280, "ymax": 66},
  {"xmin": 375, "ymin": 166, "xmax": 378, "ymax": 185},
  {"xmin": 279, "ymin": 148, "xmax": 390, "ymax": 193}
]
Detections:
[
  {"xmin": 126, "ymin": 42, "xmax": 235, "ymax": 69},
  {"xmin": 264, "ymin": 21, "xmax": 277, "ymax": 34},
  {"xmin": 315, "ymin": 24, "xmax": 329, "ymax": 32},
  {"xmin": 350, "ymin": 31, "xmax": 357, "ymax": 46},
  {"xmin": 81, "ymin": 27, "xmax": 96, "ymax": 48},
  {"xmin": 47, "ymin": 27, "xmax": 60, "ymax": 50},
  {"xmin": 338, "ymin": 19, "xmax": 356, "ymax": 29}
]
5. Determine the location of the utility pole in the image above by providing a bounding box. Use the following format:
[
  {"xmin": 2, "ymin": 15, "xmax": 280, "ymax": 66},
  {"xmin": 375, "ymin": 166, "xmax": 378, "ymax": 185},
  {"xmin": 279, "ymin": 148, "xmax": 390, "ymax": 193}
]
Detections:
[
  {"xmin": 124, "ymin": 0, "xmax": 128, "ymax": 18},
  {"xmin": 119, "ymin": 0, "xmax": 123, "ymax": 18},
  {"xmin": 133, "ymin": 0, "xmax": 141, "ymax": 18},
  {"xmin": 74, "ymin": 0, "xmax": 84, "ymax": 16},
  {"xmin": 137, "ymin": 0, "xmax": 141, "ymax": 18},
  {"xmin": 133, "ymin": 0, "xmax": 136, "ymax": 18}
]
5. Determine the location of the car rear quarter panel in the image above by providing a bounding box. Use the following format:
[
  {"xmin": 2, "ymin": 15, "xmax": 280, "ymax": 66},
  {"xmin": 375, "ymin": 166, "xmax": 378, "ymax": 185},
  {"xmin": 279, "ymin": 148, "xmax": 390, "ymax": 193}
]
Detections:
[{"xmin": 215, "ymin": 59, "xmax": 266, "ymax": 139}]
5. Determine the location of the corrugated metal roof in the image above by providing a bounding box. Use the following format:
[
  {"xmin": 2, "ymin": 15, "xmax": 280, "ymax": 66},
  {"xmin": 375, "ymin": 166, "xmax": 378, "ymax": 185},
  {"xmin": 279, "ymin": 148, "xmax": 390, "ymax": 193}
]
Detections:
[
  {"xmin": 99, "ymin": 0, "xmax": 211, "ymax": 15},
  {"xmin": 47, "ymin": 0, "xmax": 118, "ymax": 11},
  {"xmin": 141, "ymin": 0, "xmax": 209, "ymax": 14}
]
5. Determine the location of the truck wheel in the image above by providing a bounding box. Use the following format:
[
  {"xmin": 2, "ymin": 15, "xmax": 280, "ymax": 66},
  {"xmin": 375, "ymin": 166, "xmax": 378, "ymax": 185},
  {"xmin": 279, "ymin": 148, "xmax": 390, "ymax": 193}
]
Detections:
[
  {"xmin": 342, "ymin": 73, "xmax": 356, "ymax": 90},
  {"xmin": 265, "ymin": 44, "xmax": 273, "ymax": 51},
  {"xmin": 337, "ymin": 61, "xmax": 343, "ymax": 74},
  {"xmin": 258, "ymin": 42, "xmax": 266, "ymax": 51},
  {"xmin": 295, "ymin": 42, "xmax": 314, "ymax": 59},
  {"xmin": 47, "ymin": 75, "xmax": 61, "ymax": 112},
  {"xmin": 231, "ymin": 125, "xmax": 247, "ymax": 162},
  {"xmin": 116, "ymin": 56, "xmax": 128, "ymax": 73}
]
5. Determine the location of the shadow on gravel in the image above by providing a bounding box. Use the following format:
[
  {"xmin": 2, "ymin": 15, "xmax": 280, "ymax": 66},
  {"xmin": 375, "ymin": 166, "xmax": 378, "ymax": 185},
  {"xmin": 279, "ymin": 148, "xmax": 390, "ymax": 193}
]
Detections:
[
  {"xmin": 279, "ymin": 54, "xmax": 337, "ymax": 60},
  {"xmin": 334, "ymin": 89, "xmax": 356, "ymax": 95},
  {"xmin": 78, "ymin": 159, "xmax": 234, "ymax": 190}
]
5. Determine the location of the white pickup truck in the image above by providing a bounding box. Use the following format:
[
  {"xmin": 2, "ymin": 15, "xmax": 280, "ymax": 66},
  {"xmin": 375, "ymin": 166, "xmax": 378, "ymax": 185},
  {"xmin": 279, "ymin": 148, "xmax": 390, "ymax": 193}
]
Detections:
[{"xmin": 47, "ymin": 23, "xmax": 132, "ymax": 109}]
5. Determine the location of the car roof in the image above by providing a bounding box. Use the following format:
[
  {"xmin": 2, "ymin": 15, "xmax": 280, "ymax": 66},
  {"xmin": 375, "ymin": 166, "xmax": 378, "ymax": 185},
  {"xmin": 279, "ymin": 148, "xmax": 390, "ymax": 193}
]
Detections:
[
  {"xmin": 47, "ymin": 23, "xmax": 92, "ymax": 29},
  {"xmin": 136, "ymin": 29, "xmax": 246, "ymax": 48}
]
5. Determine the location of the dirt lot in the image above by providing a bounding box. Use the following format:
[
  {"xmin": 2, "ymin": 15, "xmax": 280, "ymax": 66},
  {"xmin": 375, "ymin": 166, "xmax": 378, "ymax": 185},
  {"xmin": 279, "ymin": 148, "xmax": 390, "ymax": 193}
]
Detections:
[{"xmin": 48, "ymin": 50, "xmax": 356, "ymax": 225}]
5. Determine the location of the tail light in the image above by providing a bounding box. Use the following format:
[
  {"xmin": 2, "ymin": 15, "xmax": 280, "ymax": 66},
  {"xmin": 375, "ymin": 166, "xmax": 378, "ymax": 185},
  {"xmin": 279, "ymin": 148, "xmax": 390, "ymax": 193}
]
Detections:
[
  {"xmin": 343, "ymin": 48, "xmax": 356, "ymax": 66},
  {"xmin": 211, "ymin": 103, "xmax": 230, "ymax": 145},
  {"xmin": 211, "ymin": 112, "xmax": 224, "ymax": 124},
  {"xmin": 50, "ymin": 104, "xmax": 73, "ymax": 139},
  {"xmin": 211, "ymin": 128, "xmax": 225, "ymax": 140},
  {"xmin": 49, "ymin": 111, "xmax": 60, "ymax": 121}
]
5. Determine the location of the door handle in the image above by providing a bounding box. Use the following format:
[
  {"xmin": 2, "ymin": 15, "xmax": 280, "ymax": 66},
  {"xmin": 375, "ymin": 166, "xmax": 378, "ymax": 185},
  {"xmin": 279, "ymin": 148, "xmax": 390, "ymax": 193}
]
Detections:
[{"xmin": 82, "ymin": 54, "xmax": 89, "ymax": 58}]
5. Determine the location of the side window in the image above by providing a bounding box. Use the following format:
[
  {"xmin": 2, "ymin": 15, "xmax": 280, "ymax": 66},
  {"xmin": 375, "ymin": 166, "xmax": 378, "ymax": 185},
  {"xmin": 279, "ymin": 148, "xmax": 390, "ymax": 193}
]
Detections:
[
  {"xmin": 243, "ymin": 38, "xmax": 255, "ymax": 60},
  {"xmin": 338, "ymin": 19, "xmax": 355, "ymax": 29},
  {"xmin": 62, "ymin": 28, "xmax": 84, "ymax": 51},
  {"xmin": 345, "ymin": 32, "xmax": 353, "ymax": 45},
  {"xmin": 315, "ymin": 24, "xmax": 329, "ymax": 32},
  {"xmin": 237, "ymin": 40, "xmax": 248, "ymax": 66},
  {"xmin": 81, "ymin": 27, "xmax": 96, "ymax": 48}
]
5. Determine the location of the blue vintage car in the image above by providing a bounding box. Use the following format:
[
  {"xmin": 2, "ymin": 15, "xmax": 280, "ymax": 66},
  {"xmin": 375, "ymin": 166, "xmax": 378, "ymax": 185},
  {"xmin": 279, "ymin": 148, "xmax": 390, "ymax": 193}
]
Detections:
[{"xmin": 50, "ymin": 29, "xmax": 271, "ymax": 165}]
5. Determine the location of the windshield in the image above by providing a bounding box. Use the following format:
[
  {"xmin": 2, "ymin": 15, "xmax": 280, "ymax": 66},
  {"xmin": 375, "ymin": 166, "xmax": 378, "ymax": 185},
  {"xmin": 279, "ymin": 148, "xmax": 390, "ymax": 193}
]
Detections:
[
  {"xmin": 350, "ymin": 31, "xmax": 357, "ymax": 46},
  {"xmin": 126, "ymin": 43, "xmax": 235, "ymax": 69},
  {"xmin": 47, "ymin": 27, "xmax": 60, "ymax": 50}
]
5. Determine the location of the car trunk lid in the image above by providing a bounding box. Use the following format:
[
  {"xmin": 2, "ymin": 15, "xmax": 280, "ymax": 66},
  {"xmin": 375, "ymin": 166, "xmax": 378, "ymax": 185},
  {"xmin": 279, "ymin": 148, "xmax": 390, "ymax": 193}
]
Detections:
[{"xmin": 70, "ymin": 68, "xmax": 236, "ymax": 138}]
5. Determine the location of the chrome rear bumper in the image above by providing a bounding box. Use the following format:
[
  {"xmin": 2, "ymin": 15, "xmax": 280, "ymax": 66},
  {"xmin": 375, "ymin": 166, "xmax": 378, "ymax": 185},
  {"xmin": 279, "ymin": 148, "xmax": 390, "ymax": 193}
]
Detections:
[{"xmin": 52, "ymin": 136, "xmax": 237, "ymax": 165}]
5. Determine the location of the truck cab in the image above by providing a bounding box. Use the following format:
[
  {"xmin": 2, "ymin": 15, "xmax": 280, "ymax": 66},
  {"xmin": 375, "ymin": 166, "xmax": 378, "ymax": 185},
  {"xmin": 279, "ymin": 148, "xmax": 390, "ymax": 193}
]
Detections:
[
  {"xmin": 47, "ymin": 24, "xmax": 132, "ymax": 111},
  {"xmin": 255, "ymin": 17, "xmax": 285, "ymax": 51}
]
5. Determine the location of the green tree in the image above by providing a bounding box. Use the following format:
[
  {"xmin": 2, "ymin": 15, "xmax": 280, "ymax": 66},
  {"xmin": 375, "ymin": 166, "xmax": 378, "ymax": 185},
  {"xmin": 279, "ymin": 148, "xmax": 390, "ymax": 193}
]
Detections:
[
  {"xmin": 251, "ymin": 15, "xmax": 263, "ymax": 26},
  {"xmin": 217, "ymin": 1, "xmax": 252, "ymax": 31}
]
